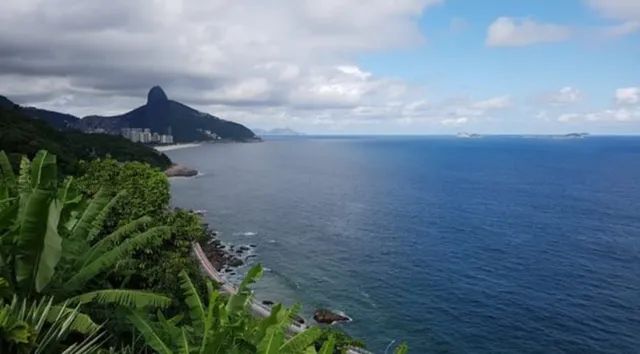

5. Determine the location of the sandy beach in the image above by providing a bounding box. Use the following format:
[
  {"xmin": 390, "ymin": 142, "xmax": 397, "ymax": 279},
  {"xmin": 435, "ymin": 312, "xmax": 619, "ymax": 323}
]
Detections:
[{"xmin": 154, "ymin": 143, "xmax": 202, "ymax": 152}]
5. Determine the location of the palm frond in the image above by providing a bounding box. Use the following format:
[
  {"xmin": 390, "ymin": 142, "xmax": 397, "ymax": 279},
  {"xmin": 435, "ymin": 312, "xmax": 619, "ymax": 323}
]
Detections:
[
  {"xmin": 63, "ymin": 226, "xmax": 170, "ymax": 291},
  {"xmin": 67, "ymin": 289, "xmax": 172, "ymax": 309},
  {"xmin": 127, "ymin": 310, "xmax": 174, "ymax": 354},
  {"xmin": 279, "ymin": 326, "xmax": 322, "ymax": 354},
  {"xmin": 226, "ymin": 264, "xmax": 263, "ymax": 313},
  {"xmin": 80, "ymin": 216, "xmax": 152, "ymax": 268},
  {"xmin": 178, "ymin": 270, "xmax": 206, "ymax": 334},
  {"xmin": 317, "ymin": 335, "xmax": 335, "ymax": 354}
]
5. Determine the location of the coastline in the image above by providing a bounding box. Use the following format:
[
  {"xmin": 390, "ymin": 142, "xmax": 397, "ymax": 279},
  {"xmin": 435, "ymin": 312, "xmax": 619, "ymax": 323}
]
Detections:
[{"xmin": 154, "ymin": 143, "xmax": 202, "ymax": 152}]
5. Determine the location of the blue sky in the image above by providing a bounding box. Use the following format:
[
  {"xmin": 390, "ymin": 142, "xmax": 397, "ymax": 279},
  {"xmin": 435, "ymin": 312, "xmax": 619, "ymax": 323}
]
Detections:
[{"xmin": 0, "ymin": 0, "xmax": 638, "ymax": 134}]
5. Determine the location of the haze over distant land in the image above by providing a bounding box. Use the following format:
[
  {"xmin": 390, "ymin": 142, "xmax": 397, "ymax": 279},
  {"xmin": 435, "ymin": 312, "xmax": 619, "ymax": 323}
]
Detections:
[{"xmin": 0, "ymin": 0, "xmax": 637, "ymax": 134}]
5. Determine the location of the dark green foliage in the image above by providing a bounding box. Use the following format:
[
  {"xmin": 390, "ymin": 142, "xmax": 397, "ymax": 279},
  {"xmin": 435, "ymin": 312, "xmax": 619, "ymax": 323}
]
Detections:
[
  {"xmin": 75, "ymin": 158, "xmax": 170, "ymax": 228},
  {"xmin": 75, "ymin": 158, "xmax": 207, "ymax": 300},
  {"xmin": 0, "ymin": 106, "xmax": 172, "ymax": 173}
]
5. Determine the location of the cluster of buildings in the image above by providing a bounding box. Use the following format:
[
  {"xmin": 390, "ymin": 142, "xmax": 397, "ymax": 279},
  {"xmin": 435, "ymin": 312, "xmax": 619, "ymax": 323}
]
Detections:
[{"xmin": 120, "ymin": 127, "xmax": 174, "ymax": 144}]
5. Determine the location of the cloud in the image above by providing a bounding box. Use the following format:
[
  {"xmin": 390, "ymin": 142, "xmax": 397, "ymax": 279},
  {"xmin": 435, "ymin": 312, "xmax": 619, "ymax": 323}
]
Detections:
[
  {"xmin": 616, "ymin": 87, "xmax": 640, "ymax": 105},
  {"xmin": 472, "ymin": 95, "xmax": 511, "ymax": 110},
  {"xmin": 600, "ymin": 21, "xmax": 640, "ymax": 37},
  {"xmin": 587, "ymin": 0, "xmax": 640, "ymax": 22},
  {"xmin": 557, "ymin": 87, "xmax": 640, "ymax": 123},
  {"xmin": 587, "ymin": 0, "xmax": 640, "ymax": 37},
  {"xmin": 486, "ymin": 17, "xmax": 571, "ymax": 47},
  {"xmin": 552, "ymin": 87, "xmax": 582, "ymax": 105},
  {"xmin": 441, "ymin": 117, "xmax": 468, "ymax": 126},
  {"xmin": 0, "ymin": 0, "xmax": 443, "ymax": 127}
]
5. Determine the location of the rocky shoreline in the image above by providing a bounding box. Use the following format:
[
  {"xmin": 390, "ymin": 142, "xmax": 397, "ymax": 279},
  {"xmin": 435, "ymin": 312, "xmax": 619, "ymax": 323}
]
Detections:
[
  {"xmin": 165, "ymin": 163, "xmax": 198, "ymax": 177},
  {"xmin": 196, "ymin": 215, "xmax": 354, "ymax": 328}
]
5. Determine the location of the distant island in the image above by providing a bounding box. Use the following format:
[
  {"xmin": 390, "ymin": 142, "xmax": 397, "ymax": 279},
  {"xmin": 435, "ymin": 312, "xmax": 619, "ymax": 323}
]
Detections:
[
  {"xmin": 1, "ymin": 86, "xmax": 257, "ymax": 143},
  {"xmin": 457, "ymin": 132, "xmax": 482, "ymax": 138},
  {"xmin": 253, "ymin": 127, "xmax": 305, "ymax": 136},
  {"xmin": 558, "ymin": 132, "xmax": 589, "ymax": 139}
]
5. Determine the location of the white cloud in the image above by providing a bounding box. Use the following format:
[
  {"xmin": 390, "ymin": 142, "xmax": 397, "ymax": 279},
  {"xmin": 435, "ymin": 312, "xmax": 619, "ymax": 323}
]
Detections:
[
  {"xmin": 616, "ymin": 87, "xmax": 640, "ymax": 105},
  {"xmin": 552, "ymin": 87, "xmax": 582, "ymax": 104},
  {"xmin": 472, "ymin": 95, "xmax": 511, "ymax": 110},
  {"xmin": 587, "ymin": 0, "xmax": 640, "ymax": 22},
  {"xmin": 441, "ymin": 117, "xmax": 468, "ymax": 126},
  {"xmin": 486, "ymin": 17, "xmax": 571, "ymax": 47},
  {"xmin": 0, "ymin": 0, "xmax": 444, "ymax": 129},
  {"xmin": 601, "ymin": 21, "xmax": 640, "ymax": 37},
  {"xmin": 557, "ymin": 87, "xmax": 640, "ymax": 124}
]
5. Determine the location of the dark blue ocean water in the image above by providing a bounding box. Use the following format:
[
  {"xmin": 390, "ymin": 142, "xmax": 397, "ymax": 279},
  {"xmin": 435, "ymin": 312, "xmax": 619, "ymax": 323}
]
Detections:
[{"xmin": 166, "ymin": 136, "xmax": 640, "ymax": 353}]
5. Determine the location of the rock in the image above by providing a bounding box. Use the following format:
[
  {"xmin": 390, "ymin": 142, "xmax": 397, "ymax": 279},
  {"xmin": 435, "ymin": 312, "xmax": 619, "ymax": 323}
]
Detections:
[
  {"xmin": 165, "ymin": 164, "xmax": 198, "ymax": 177},
  {"xmin": 228, "ymin": 258, "xmax": 244, "ymax": 267},
  {"xmin": 249, "ymin": 244, "xmax": 257, "ymax": 248},
  {"xmin": 262, "ymin": 300, "xmax": 274, "ymax": 306},
  {"xmin": 239, "ymin": 246, "xmax": 250, "ymax": 251},
  {"xmin": 313, "ymin": 309, "xmax": 351, "ymax": 325},
  {"xmin": 235, "ymin": 250, "xmax": 243, "ymax": 254},
  {"xmin": 292, "ymin": 314, "xmax": 305, "ymax": 324},
  {"xmin": 224, "ymin": 268, "xmax": 233, "ymax": 273}
]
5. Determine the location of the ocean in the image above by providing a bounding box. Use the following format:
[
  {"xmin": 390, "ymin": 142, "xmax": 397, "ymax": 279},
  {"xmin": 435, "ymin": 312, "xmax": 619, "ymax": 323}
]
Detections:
[{"xmin": 165, "ymin": 136, "xmax": 640, "ymax": 353}]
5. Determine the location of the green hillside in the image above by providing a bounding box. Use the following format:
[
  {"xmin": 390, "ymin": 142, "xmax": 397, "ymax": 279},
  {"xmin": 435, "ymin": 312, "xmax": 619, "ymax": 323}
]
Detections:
[{"xmin": 0, "ymin": 105, "xmax": 172, "ymax": 173}]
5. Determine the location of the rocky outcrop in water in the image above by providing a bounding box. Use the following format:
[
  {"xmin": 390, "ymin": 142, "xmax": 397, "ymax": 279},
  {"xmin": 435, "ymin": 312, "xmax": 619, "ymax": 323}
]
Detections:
[
  {"xmin": 313, "ymin": 309, "xmax": 351, "ymax": 324},
  {"xmin": 165, "ymin": 164, "xmax": 198, "ymax": 177}
]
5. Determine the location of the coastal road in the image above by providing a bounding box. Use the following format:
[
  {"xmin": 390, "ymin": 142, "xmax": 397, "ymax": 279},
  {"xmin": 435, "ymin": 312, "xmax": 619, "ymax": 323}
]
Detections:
[{"xmin": 192, "ymin": 242, "xmax": 373, "ymax": 354}]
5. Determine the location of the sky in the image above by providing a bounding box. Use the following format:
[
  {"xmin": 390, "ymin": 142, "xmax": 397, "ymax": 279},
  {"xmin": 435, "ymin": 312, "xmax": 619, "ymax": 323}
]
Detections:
[{"xmin": 0, "ymin": 0, "xmax": 638, "ymax": 134}]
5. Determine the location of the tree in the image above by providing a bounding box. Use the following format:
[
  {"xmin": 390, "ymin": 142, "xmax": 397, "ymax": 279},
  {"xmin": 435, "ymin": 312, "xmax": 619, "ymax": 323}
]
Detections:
[{"xmin": 0, "ymin": 150, "xmax": 171, "ymax": 318}]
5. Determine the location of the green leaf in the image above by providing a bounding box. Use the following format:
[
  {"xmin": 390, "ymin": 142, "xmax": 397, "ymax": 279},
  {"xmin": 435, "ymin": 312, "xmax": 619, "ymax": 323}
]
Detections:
[
  {"xmin": 127, "ymin": 311, "xmax": 173, "ymax": 354},
  {"xmin": 280, "ymin": 326, "xmax": 322, "ymax": 354},
  {"xmin": 226, "ymin": 264, "xmax": 263, "ymax": 313},
  {"xmin": 257, "ymin": 327, "xmax": 284, "ymax": 354},
  {"xmin": 0, "ymin": 151, "xmax": 17, "ymax": 197},
  {"xmin": 30, "ymin": 150, "xmax": 57, "ymax": 191},
  {"xmin": 63, "ymin": 226, "xmax": 170, "ymax": 291},
  {"xmin": 317, "ymin": 335, "xmax": 335, "ymax": 354},
  {"xmin": 80, "ymin": 216, "xmax": 151, "ymax": 268},
  {"xmin": 14, "ymin": 189, "xmax": 60, "ymax": 294},
  {"xmin": 178, "ymin": 328, "xmax": 190, "ymax": 354},
  {"xmin": 178, "ymin": 270, "xmax": 206, "ymax": 334},
  {"xmin": 68, "ymin": 289, "xmax": 172, "ymax": 309},
  {"xmin": 64, "ymin": 189, "xmax": 110, "ymax": 261}
]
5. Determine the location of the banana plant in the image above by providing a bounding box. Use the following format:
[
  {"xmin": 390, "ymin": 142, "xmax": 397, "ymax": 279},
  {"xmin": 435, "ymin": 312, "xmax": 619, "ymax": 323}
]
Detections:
[
  {"xmin": 128, "ymin": 265, "xmax": 334, "ymax": 354},
  {"xmin": 0, "ymin": 295, "xmax": 105, "ymax": 354},
  {"xmin": 0, "ymin": 151, "xmax": 172, "ymax": 324}
]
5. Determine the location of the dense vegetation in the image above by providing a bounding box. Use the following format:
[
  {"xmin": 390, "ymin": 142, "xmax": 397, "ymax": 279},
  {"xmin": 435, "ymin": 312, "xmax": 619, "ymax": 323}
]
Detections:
[
  {"xmin": 0, "ymin": 106, "xmax": 172, "ymax": 173},
  {"xmin": 0, "ymin": 149, "xmax": 407, "ymax": 353}
]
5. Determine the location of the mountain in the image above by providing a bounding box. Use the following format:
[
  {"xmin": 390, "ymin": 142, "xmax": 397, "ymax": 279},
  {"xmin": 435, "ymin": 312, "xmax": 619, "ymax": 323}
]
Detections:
[
  {"xmin": 0, "ymin": 95, "xmax": 81, "ymax": 130},
  {"xmin": 79, "ymin": 86, "xmax": 257, "ymax": 142},
  {"xmin": 0, "ymin": 100, "xmax": 171, "ymax": 173},
  {"xmin": 253, "ymin": 127, "xmax": 304, "ymax": 136}
]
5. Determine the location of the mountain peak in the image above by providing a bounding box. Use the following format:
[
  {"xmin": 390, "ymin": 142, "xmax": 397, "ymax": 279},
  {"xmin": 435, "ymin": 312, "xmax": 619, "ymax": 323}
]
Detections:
[{"xmin": 147, "ymin": 86, "xmax": 168, "ymax": 104}]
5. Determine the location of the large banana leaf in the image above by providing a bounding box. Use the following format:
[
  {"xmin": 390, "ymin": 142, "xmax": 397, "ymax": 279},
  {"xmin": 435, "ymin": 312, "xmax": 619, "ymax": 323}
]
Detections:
[
  {"xmin": 64, "ymin": 189, "xmax": 111, "ymax": 262},
  {"xmin": 0, "ymin": 151, "xmax": 16, "ymax": 199},
  {"xmin": 68, "ymin": 289, "xmax": 172, "ymax": 309},
  {"xmin": 63, "ymin": 226, "xmax": 170, "ymax": 291},
  {"xmin": 80, "ymin": 216, "xmax": 152, "ymax": 268},
  {"xmin": 127, "ymin": 310, "xmax": 173, "ymax": 354},
  {"xmin": 179, "ymin": 270, "xmax": 206, "ymax": 334},
  {"xmin": 257, "ymin": 327, "xmax": 285, "ymax": 354},
  {"xmin": 29, "ymin": 150, "xmax": 57, "ymax": 191},
  {"xmin": 226, "ymin": 264, "xmax": 263, "ymax": 313},
  {"xmin": 317, "ymin": 336, "xmax": 335, "ymax": 354},
  {"xmin": 14, "ymin": 190, "xmax": 62, "ymax": 294},
  {"xmin": 279, "ymin": 326, "xmax": 322, "ymax": 354}
]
